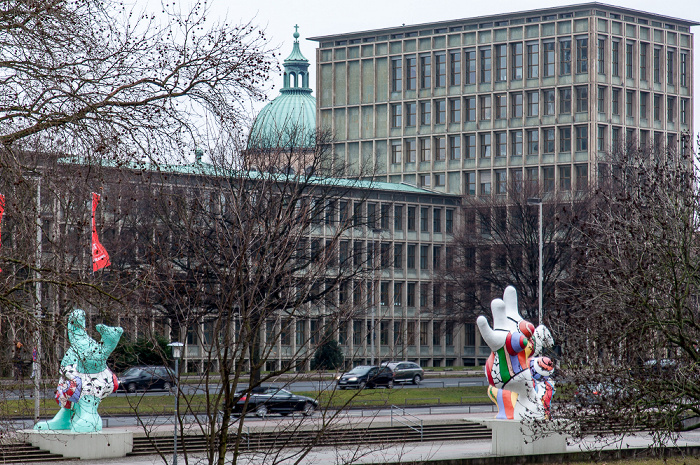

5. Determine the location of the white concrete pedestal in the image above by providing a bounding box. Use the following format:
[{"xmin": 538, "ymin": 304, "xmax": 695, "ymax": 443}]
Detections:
[
  {"xmin": 19, "ymin": 429, "xmax": 133, "ymax": 459},
  {"xmin": 477, "ymin": 419, "xmax": 567, "ymax": 456}
]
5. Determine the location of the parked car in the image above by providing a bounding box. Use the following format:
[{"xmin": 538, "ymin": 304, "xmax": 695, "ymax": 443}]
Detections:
[
  {"xmin": 573, "ymin": 382, "xmax": 629, "ymax": 407},
  {"xmin": 381, "ymin": 361, "xmax": 424, "ymax": 385},
  {"xmin": 118, "ymin": 365, "xmax": 176, "ymax": 393},
  {"xmin": 336, "ymin": 365, "xmax": 394, "ymax": 389},
  {"xmin": 233, "ymin": 387, "xmax": 318, "ymax": 417}
]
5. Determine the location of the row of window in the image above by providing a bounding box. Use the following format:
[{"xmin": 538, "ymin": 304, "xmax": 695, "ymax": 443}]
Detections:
[
  {"xmin": 597, "ymin": 87, "xmax": 689, "ymax": 124},
  {"xmin": 328, "ymin": 241, "xmax": 455, "ymax": 272},
  {"xmin": 463, "ymin": 164, "xmax": 589, "ymax": 196},
  {"xmin": 387, "ymin": 39, "xmax": 689, "ymax": 91}
]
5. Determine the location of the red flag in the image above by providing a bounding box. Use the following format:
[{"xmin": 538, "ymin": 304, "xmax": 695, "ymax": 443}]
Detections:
[
  {"xmin": 0, "ymin": 193, "xmax": 4, "ymax": 273},
  {"xmin": 91, "ymin": 192, "xmax": 111, "ymax": 272}
]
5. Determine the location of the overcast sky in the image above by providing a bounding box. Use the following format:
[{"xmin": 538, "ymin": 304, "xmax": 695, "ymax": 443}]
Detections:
[{"xmin": 143, "ymin": 0, "xmax": 700, "ymax": 140}]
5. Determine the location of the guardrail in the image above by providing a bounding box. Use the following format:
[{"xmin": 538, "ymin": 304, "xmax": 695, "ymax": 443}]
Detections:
[{"xmin": 390, "ymin": 405, "xmax": 423, "ymax": 441}]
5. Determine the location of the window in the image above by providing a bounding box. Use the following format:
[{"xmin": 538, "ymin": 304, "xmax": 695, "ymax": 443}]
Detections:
[
  {"xmin": 612, "ymin": 40, "xmax": 619, "ymax": 76},
  {"xmin": 434, "ymin": 173, "xmax": 445, "ymax": 187},
  {"xmin": 465, "ymin": 133, "xmax": 476, "ymax": 159},
  {"xmin": 653, "ymin": 94, "xmax": 661, "ymax": 121},
  {"xmin": 465, "ymin": 49, "xmax": 476, "ymax": 84},
  {"xmin": 480, "ymin": 172, "xmax": 491, "ymax": 195},
  {"xmin": 495, "ymin": 94, "xmax": 507, "ymax": 119},
  {"xmin": 391, "ymin": 57, "xmax": 402, "ymax": 91},
  {"xmin": 511, "ymin": 130, "xmax": 523, "ymax": 157},
  {"xmin": 526, "ymin": 167, "xmax": 538, "ymax": 189},
  {"xmin": 511, "ymin": 93, "xmax": 523, "ymax": 118},
  {"xmin": 512, "ymin": 42, "xmax": 523, "ymax": 80},
  {"xmin": 433, "ymin": 321, "xmax": 441, "ymax": 346},
  {"xmin": 527, "ymin": 42, "xmax": 539, "ymax": 78},
  {"xmin": 406, "ymin": 102, "xmax": 417, "ymax": 126},
  {"xmin": 543, "ymin": 166, "xmax": 555, "ymax": 192},
  {"xmin": 420, "ymin": 245, "xmax": 429, "ymax": 269},
  {"xmin": 407, "ymin": 206, "xmax": 416, "ymax": 230},
  {"xmin": 420, "ymin": 55, "xmax": 431, "ymax": 88},
  {"xmin": 625, "ymin": 42, "xmax": 633, "ymax": 79},
  {"xmin": 575, "ymin": 125, "xmax": 587, "ymax": 151},
  {"xmin": 543, "ymin": 128, "xmax": 555, "ymax": 153},
  {"xmin": 394, "ymin": 244, "xmax": 403, "ymax": 269},
  {"xmin": 495, "ymin": 132, "xmax": 506, "ymax": 157},
  {"xmin": 465, "ymin": 97, "xmax": 476, "ymax": 121},
  {"xmin": 420, "ymin": 207, "xmax": 429, "ymax": 232},
  {"xmin": 543, "ymin": 41, "xmax": 555, "ymax": 77},
  {"xmin": 495, "ymin": 169, "xmax": 507, "ymax": 194},
  {"xmin": 420, "ymin": 138, "xmax": 430, "ymax": 161},
  {"xmin": 598, "ymin": 37, "xmax": 605, "ymax": 74},
  {"xmin": 450, "ymin": 51, "xmax": 461, "ymax": 86},
  {"xmin": 559, "ymin": 166, "xmax": 571, "ymax": 191},
  {"xmin": 465, "ymin": 171, "xmax": 476, "ymax": 196},
  {"xmin": 480, "ymin": 95, "xmax": 491, "ymax": 121},
  {"xmin": 576, "ymin": 37, "xmax": 588, "ymax": 73},
  {"xmin": 394, "ymin": 283, "xmax": 403, "ymax": 307},
  {"xmin": 576, "ymin": 86, "xmax": 588, "ymax": 112},
  {"xmin": 419, "ymin": 174, "xmax": 430, "ymax": 187},
  {"xmin": 406, "ymin": 139, "xmax": 416, "ymax": 163},
  {"xmin": 560, "ymin": 38, "xmax": 572, "ymax": 75},
  {"xmin": 681, "ymin": 98, "xmax": 688, "ymax": 124},
  {"xmin": 667, "ymin": 49, "xmax": 675, "ymax": 85},
  {"xmin": 449, "ymin": 98, "xmax": 461, "ymax": 123},
  {"xmin": 420, "ymin": 321, "xmax": 428, "ymax": 345},
  {"xmin": 449, "ymin": 135, "xmax": 461, "ymax": 160},
  {"xmin": 527, "ymin": 91, "xmax": 539, "ymax": 116},
  {"xmin": 597, "ymin": 125, "xmax": 606, "ymax": 151},
  {"xmin": 407, "ymin": 56, "xmax": 417, "ymax": 90},
  {"xmin": 653, "ymin": 47, "xmax": 660, "ymax": 83},
  {"xmin": 527, "ymin": 129, "xmax": 539, "ymax": 155},
  {"xmin": 626, "ymin": 90, "xmax": 634, "ymax": 118},
  {"xmin": 511, "ymin": 168, "xmax": 523, "ymax": 193},
  {"xmin": 420, "ymin": 101, "xmax": 431, "ymax": 125},
  {"xmin": 435, "ymin": 52, "xmax": 446, "ymax": 87},
  {"xmin": 407, "ymin": 244, "xmax": 416, "ymax": 269},
  {"xmin": 391, "ymin": 141, "xmax": 402, "ymax": 164},
  {"xmin": 495, "ymin": 44, "xmax": 506, "ymax": 81},
  {"xmin": 597, "ymin": 86, "xmax": 605, "ymax": 113},
  {"xmin": 543, "ymin": 89, "xmax": 555, "ymax": 115},
  {"xmin": 680, "ymin": 51, "xmax": 688, "ymax": 86},
  {"xmin": 446, "ymin": 209, "xmax": 454, "ymax": 233},
  {"xmin": 394, "ymin": 205, "xmax": 403, "ymax": 231},
  {"xmin": 667, "ymin": 96, "xmax": 675, "ymax": 122},
  {"xmin": 380, "ymin": 282, "xmax": 388, "ymax": 306},
  {"xmin": 612, "ymin": 126, "xmax": 621, "ymax": 148},
  {"xmin": 367, "ymin": 203, "xmax": 377, "ymax": 228},
  {"xmin": 391, "ymin": 104, "xmax": 402, "ymax": 128},
  {"xmin": 433, "ymin": 208, "xmax": 442, "ymax": 232},
  {"xmin": 560, "ymin": 87, "xmax": 572, "ymax": 114},
  {"xmin": 640, "ymin": 42, "xmax": 648, "ymax": 81},
  {"xmin": 435, "ymin": 136, "xmax": 446, "ymax": 160},
  {"xmin": 575, "ymin": 164, "xmax": 588, "ymax": 191},
  {"xmin": 612, "ymin": 88, "xmax": 620, "ymax": 115},
  {"xmin": 480, "ymin": 47, "xmax": 491, "ymax": 82},
  {"xmin": 435, "ymin": 100, "xmax": 446, "ymax": 124},
  {"xmin": 560, "ymin": 127, "xmax": 572, "ymax": 152}
]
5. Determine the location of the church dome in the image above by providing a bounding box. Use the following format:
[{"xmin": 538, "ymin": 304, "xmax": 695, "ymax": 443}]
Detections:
[{"xmin": 249, "ymin": 26, "xmax": 316, "ymax": 150}]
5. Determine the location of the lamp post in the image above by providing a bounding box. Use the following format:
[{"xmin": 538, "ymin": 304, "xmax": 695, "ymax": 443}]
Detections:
[
  {"xmin": 168, "ymin": 342, "xmax": 184, "ymax": 465},
  {"xmin": 527, "ymin": 198, "xmax": 543, "ymax": 326}
]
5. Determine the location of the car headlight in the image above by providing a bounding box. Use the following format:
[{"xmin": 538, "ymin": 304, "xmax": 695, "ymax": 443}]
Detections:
[
  {"xmin": 348, "ymin": 377, "xmax": 357, "ymax": 382},
  {"xmin": 335, "ymin": 375, "xmax": 341, "ymax": 380}
]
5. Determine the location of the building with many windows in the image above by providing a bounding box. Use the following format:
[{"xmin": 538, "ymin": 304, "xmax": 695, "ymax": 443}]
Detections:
[{"xmin": 310, "ymin": 3, "xmax": 695, "ymax": 196}]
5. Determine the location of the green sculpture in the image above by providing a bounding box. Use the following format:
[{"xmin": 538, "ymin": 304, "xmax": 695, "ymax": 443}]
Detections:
[{"xmin": 35, "ymin": 309, "xmax": 123, "ymax": 433}]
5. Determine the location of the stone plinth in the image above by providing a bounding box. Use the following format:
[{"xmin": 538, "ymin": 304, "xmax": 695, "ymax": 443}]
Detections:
[
  {"xmin": 19, "ymin": 429, "xmax": 133, "ymax": 459},
  {"xmin": 477, "ymin": 419, "xmax": 567, "ymax": 456}
]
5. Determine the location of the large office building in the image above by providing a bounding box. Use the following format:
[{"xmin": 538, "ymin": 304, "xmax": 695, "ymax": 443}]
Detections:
[{"xmin": 310, "ymin": 3, "xmax": 695, "ymax": 196}]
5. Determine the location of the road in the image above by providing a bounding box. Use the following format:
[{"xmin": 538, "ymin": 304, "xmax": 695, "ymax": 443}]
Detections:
[{"xmin": 4, "ymin": 376, "xmax": 488, "ymax": 400}]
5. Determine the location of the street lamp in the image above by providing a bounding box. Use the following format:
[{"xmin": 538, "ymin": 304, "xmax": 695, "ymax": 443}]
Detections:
[
  {"xmin": 527, "ymin": 197, "xmax": 543, "ymax": 326},
  {"xmin": 168, "ymin": 342, "xmax": 184, "ymax": 465}
]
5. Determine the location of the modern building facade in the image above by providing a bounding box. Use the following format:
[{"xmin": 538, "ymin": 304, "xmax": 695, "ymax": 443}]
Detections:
[{"xmin": 310, "ymin": 3, "xmax": 695, "ymax": 197}]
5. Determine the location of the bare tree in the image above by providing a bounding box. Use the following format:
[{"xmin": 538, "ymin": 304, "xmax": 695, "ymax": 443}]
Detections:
[{"xmin": 553, "ymin": 137, "xmax": 700, "ymax": 443}]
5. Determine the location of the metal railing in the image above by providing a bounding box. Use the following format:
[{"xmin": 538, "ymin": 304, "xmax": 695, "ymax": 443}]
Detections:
[{"xmin": 390, "ymin": 405, "xmax": 424, "ymax": 441}]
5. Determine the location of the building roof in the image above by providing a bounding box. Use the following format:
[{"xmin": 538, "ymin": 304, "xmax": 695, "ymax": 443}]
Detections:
[
  {"xmin": 249, "ymin": 26, "xmax": 317, "ymax": 150},
  {"xmin": 308, "ymin": 2, "xmax": 698, "ymax": 43}
]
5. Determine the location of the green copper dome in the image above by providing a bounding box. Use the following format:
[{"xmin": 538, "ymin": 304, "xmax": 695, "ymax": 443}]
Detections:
[{"xmin": 249, "ymin": 26, "xmax": 316, "ymax": 150}]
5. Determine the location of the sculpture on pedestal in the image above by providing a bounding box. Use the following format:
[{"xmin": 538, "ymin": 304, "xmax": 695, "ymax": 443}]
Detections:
[
  {"xmin": 477, "ymin": 286, "xmax": 556, "ymax": 420},
  {"xmin": 35, "ymin": 309, "xmax": 123, "ymax": 433}
]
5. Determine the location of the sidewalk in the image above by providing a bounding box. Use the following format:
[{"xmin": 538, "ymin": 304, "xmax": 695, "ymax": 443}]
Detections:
[{"xmin": 21, "ymin": 412, "xmax": 700, "ymax": 465}]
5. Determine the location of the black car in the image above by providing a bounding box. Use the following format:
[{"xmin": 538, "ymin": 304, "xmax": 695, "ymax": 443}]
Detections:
[
  {"xmin": 233, "ymin": 387, "xmax": 318, "ymax": 417},
  {"xmin": 118, "ymin": 366, "xmax": 176, "ymax": 393},
  {"xmin": 336, "ymin": 365, "xmax": 394, "ymax": 389},
  {"xmin": 381, "ymin": 361, "xmax": 424, "ymax": 385}
]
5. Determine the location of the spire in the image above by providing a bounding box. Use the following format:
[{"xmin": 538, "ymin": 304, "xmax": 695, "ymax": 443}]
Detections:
[{"xmin": 282, "ymin": 25, "xmax": 311, "ymax": 92}]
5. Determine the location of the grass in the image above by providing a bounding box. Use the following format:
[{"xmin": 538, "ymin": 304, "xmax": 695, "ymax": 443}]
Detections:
[{"xmin": 3, "ymin": 386, "xmax": 490, "ymax": 417}]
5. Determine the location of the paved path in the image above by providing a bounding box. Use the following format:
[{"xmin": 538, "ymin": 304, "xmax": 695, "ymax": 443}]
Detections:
[{"xmin": 18, "ymin": 412, "xmax": 700, "ymax": 465}]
